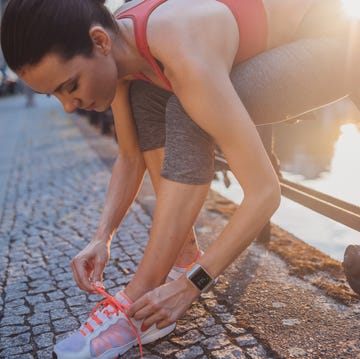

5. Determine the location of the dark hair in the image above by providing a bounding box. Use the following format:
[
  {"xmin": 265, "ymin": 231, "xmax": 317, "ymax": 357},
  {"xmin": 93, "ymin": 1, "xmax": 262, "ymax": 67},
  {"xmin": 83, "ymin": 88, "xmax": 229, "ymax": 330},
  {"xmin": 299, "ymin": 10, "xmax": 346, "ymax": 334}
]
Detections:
[{"xmin": 1, "ymin": 0, "xmax": 118, "ymax": 72}]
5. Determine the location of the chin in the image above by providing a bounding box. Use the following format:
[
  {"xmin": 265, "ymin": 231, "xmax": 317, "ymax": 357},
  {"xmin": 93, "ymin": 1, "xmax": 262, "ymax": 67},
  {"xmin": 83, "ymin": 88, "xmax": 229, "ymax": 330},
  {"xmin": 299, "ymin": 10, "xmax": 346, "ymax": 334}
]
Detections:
[
  {"xmin": 95, "ymin": 105, "xmax": 110, "ymax": 112},
  {"xmin": 88, "ymin": 103, "xmax": 105, "ymax": 112},
  {"xmin": 96, "ymin": 98, "xmax": 113, "ymax": 112}
]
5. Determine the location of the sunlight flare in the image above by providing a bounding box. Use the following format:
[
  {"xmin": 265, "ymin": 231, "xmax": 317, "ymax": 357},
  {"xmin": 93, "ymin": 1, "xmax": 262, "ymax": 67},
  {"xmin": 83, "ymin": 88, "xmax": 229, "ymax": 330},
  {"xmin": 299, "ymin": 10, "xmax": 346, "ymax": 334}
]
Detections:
[
  {"xmin": 342, "ymin": 0, "xmax": 360, "ymax": 19},
  {"xmin": 329, "ymin": 122, "xmax": 360, "ymax": 204}
]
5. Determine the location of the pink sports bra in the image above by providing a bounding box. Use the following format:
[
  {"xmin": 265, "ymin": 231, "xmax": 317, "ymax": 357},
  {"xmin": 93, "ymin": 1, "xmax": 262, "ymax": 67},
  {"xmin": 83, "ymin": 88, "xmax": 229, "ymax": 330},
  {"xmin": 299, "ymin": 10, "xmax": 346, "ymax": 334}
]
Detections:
[{"xmin": 116, "ymin": 0, "xmax": 268, "ymax": 91}]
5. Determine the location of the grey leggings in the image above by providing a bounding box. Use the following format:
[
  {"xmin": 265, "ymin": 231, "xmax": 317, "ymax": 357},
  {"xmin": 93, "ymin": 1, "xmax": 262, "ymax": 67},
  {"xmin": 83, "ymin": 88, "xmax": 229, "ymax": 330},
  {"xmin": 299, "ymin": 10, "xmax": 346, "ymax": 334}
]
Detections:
[{"xmin": 129, "ymin": 17, "xmax": 351, "ymax": 185}]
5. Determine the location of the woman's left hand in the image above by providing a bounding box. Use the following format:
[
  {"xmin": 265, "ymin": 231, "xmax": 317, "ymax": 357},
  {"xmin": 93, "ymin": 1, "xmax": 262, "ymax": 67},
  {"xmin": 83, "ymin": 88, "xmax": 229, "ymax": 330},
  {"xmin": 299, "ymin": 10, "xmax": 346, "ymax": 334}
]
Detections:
[{"xmin": 127, "ymin": 276, "xmax": 200, "ymax": 329}]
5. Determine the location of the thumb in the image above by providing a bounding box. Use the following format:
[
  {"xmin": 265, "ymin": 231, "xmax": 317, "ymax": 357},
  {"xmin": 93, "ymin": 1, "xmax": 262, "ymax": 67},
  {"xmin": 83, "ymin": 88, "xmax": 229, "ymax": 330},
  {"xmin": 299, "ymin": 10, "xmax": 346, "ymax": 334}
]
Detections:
[{"xmin": 92, "ymin": 263, "xmax": 104, "ymax": 288}]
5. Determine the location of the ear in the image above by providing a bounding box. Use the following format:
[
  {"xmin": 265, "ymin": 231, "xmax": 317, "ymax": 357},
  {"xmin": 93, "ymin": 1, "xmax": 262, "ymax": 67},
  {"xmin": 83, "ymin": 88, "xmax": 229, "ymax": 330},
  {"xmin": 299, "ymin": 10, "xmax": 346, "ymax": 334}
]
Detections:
[{"xmin": 89, "ymin": 26, "xmax": 112, "ymax": 55}]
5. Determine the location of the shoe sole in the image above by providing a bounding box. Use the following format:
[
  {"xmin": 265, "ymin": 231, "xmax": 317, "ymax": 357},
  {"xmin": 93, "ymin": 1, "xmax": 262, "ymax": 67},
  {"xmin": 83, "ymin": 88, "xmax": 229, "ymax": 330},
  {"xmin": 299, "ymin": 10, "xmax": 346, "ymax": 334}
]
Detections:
[
  {"xmin": 52, "ymin": 322, "xmax": 176, "ymax": 359},
  {"xmin": 141, "ymin": 322, "xmax": 176, "ymax": 345}
]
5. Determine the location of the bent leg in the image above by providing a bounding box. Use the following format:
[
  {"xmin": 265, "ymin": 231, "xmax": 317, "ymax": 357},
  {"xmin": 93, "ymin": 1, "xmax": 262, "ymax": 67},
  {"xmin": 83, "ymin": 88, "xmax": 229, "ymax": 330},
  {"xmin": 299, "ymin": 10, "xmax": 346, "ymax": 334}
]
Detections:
[
  {"xmin": 143, "ymin": 148, "xmax": 201, "ymax": 267},
  {"xmin": 129, "ymin": 81, "xmax": 202, "ymax": 272},
  {"xmin": 126, "ymin": 176, "xmax": 210, "ymax": 299},
  {"xmin": 232, "ymin": 0, "xmax": 352, "ymax": 124},
  {"xmin": 230, "ymin": 37, "xmax": 351, "ymax": 125}
]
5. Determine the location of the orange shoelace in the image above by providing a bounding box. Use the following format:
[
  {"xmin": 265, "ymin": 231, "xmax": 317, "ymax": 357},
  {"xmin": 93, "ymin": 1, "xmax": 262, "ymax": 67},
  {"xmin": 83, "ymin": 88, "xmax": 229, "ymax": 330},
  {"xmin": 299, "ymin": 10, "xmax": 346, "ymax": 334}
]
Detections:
[{"xmin": 79, "ymin": 284, "xmax": 143, "ymax": 357}]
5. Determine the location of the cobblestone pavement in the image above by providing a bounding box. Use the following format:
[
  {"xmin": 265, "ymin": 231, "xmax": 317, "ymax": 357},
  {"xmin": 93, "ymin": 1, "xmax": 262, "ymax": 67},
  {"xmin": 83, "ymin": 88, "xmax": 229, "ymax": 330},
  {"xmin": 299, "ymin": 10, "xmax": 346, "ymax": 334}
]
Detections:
[{"xmin": 0, "ymin": 95, "xmax": 271, "ymax": 359}]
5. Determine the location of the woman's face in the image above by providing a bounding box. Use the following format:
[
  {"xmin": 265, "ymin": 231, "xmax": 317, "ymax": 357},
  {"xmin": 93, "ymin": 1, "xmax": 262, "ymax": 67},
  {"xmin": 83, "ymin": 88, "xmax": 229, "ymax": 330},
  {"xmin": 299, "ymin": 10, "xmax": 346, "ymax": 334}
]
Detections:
[{"xmin": 19, "ymin": 49, "xmax": 118, "ymax": 113}]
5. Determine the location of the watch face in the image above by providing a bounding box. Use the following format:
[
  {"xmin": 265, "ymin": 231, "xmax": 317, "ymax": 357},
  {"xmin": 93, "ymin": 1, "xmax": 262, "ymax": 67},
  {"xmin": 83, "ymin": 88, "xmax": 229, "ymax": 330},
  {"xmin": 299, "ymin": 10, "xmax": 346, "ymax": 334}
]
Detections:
[{"xmin": 191, "ymin": 267, "xmax": 212, "ymax": 290}]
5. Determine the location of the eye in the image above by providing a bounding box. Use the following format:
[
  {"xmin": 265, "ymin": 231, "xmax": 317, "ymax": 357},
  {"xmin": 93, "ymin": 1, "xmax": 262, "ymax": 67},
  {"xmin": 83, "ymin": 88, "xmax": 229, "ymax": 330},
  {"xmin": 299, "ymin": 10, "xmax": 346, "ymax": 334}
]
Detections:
[{"xmin": 69, "ymin": 82, "xmax": 78, "ymax": 93}]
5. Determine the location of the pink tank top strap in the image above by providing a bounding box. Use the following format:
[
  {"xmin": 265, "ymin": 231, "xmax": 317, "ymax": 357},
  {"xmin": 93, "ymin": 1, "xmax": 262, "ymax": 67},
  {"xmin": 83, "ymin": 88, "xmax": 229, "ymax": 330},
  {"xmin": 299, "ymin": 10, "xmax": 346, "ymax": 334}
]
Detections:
[
  {"xmin": 218, "ymin": 0, "xmax": 268, "ymax": 62},
  {"xmin": 116, "ymin": 0, "xmax": 173, "ymax": 91}
]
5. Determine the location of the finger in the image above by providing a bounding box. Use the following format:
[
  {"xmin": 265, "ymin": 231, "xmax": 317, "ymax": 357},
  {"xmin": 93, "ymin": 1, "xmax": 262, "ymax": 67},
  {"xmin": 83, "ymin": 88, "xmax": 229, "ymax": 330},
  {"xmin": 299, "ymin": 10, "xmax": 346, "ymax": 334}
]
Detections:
[
  {"xmin": 127, "ymin": 295, "xmax": 149, "ymax": 317},
  {"xmin": 91, "ymin": 261, "xmax": 105, "ymax": 287},
  {"xmin": 71, "ymin": 258, "xmax": 94, "ymax": 292},
  {"xmin": 70, "ymin": 258, "xmax": 82, "ymax": 288},
  {"xmin": 132, "ymin": 302, "xmax": 159, "ymax": 321},
  {"xmin": 142, "ymin": 311, "xmax": 167, "ymax": 329},
  {"xmin": 156, "ymin": 317, "xmax": 174, "ymax": 329},
  {"xmin": 132, "ymin": 290, "xmax": 165, "ymax": 320}
]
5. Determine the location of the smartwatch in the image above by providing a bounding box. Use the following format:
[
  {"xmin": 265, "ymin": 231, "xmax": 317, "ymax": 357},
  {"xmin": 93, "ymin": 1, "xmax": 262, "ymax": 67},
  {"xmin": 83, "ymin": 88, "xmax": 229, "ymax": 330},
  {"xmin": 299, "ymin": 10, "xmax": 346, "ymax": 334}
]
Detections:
[{"xmin": 186, "ymin": 264, "xmax": 215, "ymax": 293}]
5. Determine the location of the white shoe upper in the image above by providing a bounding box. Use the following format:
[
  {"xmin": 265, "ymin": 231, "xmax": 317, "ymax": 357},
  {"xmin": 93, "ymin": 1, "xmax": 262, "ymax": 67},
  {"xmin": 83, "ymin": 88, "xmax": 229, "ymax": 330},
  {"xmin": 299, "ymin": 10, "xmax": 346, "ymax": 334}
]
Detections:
[{"xmin": 53, "ymin": 289, "xmax": 175, "ymax": 359}]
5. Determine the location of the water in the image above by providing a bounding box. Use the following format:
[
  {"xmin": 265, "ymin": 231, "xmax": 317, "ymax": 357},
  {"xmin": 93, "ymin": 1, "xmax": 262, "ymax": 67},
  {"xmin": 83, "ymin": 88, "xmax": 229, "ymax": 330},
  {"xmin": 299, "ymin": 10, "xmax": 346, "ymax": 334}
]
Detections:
[{"xmin": 211, "ymin": 98, "xmax": 360, "ymax": 261}]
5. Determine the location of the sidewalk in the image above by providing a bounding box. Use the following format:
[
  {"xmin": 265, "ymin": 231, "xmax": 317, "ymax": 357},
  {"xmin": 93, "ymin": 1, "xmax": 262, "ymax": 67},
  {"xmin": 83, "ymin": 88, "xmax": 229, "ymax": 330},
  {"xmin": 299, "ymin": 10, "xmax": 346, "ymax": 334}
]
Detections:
[{"xmin": 0, "ymin": 94, "xmax": 359, "ymax": 359}]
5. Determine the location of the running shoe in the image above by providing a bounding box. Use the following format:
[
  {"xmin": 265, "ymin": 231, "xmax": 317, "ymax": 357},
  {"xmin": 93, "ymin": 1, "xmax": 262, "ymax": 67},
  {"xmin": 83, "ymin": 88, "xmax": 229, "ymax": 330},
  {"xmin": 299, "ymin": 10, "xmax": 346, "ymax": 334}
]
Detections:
[{"xmin": 53, "ymin": 286, "xmax": 175, "ymax": 359}]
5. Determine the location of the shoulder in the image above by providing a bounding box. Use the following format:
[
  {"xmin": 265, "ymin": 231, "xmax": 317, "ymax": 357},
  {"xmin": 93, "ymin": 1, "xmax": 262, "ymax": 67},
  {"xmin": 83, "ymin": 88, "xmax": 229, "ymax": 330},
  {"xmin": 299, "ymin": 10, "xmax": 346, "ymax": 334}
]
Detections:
[
  {"xmin": 147, "ymin": 0, "xmax": 239, "ymax": 73},
  {"xmin": 148, "ymin": 0, "xmax": 238, "ymax": 37}
]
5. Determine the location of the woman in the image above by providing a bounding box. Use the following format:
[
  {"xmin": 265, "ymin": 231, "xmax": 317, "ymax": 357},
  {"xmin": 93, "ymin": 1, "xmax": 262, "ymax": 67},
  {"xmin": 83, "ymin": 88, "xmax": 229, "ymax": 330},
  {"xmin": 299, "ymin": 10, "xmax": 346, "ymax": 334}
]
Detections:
[{"xmin": 1, "ymin": 0, "xmax": 351, "ymax": 358}]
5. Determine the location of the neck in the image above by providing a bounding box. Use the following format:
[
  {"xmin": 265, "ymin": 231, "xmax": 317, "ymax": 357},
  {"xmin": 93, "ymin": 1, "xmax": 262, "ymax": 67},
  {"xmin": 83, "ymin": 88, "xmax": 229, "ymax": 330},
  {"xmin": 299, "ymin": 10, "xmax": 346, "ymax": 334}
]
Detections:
[{"xmin": 112, "ymin": 20, "xmax": 150, "ymax": 79}]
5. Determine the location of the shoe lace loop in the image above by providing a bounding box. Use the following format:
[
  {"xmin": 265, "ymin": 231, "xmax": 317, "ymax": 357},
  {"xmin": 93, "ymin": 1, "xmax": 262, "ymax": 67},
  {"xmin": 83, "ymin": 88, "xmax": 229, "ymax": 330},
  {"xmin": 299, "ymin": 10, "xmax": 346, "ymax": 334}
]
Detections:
[{"xmin": 80, "ymin": 284, "xmax": 143, "ymax": 357}]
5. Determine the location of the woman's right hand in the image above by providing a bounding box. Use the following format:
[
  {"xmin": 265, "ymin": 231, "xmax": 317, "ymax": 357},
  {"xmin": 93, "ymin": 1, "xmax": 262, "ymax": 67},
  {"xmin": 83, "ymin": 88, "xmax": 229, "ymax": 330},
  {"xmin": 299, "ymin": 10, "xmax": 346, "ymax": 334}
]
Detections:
[{"xmin": 70, "ymin": 238, "xmax": 111, "ymax": 293}]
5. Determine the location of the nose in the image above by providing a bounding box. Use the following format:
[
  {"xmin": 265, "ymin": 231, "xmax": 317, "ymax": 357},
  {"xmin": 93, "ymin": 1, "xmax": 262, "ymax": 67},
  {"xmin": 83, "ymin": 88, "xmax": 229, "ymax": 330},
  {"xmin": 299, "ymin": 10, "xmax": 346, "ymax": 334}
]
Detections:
[
  {"xmin": 63, "ymin": 103, "xmax": 76, "ymax": 114},
  {"xmin": 60, "ymin": 96, "xmax": 80, "ymax": 114}
]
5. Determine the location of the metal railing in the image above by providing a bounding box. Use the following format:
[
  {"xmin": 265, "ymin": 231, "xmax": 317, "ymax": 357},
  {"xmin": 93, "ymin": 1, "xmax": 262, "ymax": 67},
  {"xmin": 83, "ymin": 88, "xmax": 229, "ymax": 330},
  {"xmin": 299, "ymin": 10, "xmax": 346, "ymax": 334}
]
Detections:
[
  {"xmin": 214, "ymin": 121, "xmax": 360, "ymax": 242},
  {"xmin": 279, "ymin": 178, "xmax": 360, "ymax": 232}
]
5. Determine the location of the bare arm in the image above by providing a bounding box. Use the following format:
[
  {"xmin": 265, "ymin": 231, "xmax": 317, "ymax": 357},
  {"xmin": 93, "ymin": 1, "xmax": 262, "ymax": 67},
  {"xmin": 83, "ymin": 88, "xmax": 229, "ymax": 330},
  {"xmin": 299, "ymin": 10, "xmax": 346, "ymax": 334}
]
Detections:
[
  {"xmin": 94, "ymin": 80, "xmax": 146, "ymax": 242},
  {"xmin": 71, "ymin": 80, "xmax": 146, "ymax": 292},
  {"xmin": 153, "ymin": 9, "xmax": 280, "ymax": 281},
  {"xmin": 169, "ymin": 60, "xmax": 281, "ymax": 278}
]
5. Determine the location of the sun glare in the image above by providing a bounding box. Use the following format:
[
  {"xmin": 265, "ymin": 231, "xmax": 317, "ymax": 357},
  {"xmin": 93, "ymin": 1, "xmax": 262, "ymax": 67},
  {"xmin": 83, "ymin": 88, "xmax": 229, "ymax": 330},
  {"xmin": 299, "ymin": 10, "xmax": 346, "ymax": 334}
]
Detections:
[
  {"xmin": 329, "ymin": 122, "xmax": 360, "ymax": 204},
  {"xmin": 340, "ymin": 122, "xmax": 358, "ymax": 135},
  {"xmin": 342, "ymin": 0, "xmax": 360, "ymax": 19}
]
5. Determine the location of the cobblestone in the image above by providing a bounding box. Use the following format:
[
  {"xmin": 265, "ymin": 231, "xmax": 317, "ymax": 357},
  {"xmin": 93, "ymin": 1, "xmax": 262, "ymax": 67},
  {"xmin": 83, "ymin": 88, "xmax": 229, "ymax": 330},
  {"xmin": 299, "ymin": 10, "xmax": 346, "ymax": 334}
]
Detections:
[
  {"xmin": 203, "ymin": 333, "xmax": 232, "ymax": 350},
  {"xmin": 0, "ymin": 95, "xmax": 273, "ymax": 358},
  {"xmin": 245, "ymin": 345, "xmax": 268, "ymax": 358},
  {"xmin": 235, "ymin": 334, "xmax": 260, "ymax": 347},
  {"xmin": 171, "ymin": 329, "xmax": 206, "ymax": 346},
  {"xmin": 34, "ymin": 332, "xmax": 55, "ymax": 349},
  {"xmin": 27, "ymin": 312, "xmax": 51, "ymax": 326},
  {"xmin": 52, "ymin": 317, "xmax": 79, "ymax": 333},
  {"xmin": 1, "ymin": 315, "xmax": 25, "ymax": 326},
  {"xmin": 211, "ymin": 345, "xmax": 245, "ymax": 358},
  {"xmin": 225, "ymin": 323, "xmax": 247, "ymax": 336},
  {"xmin": 175, "ymin": 346, "xmax": 204, "ymax": 359},
  {"xmin": 0, "ymin": 325, "xmax": 30, "ymax": 336},
  {"xmin": 0, "ymin": 345, "xmax": 33, "ymax": 357},
  {"xmin": 32, "ymin": 324, "xmax": 51, "ymax": 336},
  {"xmin": 0, "ymin": 332, "xmax": 31, "ymax": 348},
  {"xmin": 25, "ymin": 294, "xmax": 47, "ymax": 305}
]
